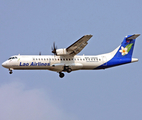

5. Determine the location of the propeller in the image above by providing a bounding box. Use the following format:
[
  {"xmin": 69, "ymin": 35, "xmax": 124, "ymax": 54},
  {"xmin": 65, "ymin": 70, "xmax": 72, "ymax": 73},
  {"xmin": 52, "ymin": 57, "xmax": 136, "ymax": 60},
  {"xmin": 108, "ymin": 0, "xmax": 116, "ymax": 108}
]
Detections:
[{"xmin": 52, "ymin": 42, "xmax": 57, "ymax": 55}]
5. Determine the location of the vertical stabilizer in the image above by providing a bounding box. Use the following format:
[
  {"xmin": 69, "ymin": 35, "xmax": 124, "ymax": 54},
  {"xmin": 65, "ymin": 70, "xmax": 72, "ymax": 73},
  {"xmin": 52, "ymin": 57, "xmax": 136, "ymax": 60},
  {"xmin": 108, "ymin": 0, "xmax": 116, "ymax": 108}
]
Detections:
[
  {"xmin": 114, "ymin": 34, "xmax": 140, "ymax": 59},
  {"xmin": 96, "ymin": 34, "xmax": 140, "ymax": 69}
]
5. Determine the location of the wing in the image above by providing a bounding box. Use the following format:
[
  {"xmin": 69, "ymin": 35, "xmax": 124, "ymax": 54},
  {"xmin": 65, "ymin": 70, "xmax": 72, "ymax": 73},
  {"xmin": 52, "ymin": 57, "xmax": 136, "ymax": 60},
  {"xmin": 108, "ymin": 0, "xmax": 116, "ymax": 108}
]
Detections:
[{"xmin": 66, "ymin": 35, "xmax": 93, "ymax": 56}]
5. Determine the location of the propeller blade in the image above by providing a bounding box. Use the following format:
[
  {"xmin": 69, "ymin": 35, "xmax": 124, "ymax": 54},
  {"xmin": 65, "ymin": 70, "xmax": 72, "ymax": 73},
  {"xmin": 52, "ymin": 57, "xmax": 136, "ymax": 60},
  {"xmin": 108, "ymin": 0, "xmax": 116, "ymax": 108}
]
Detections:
[{"xmin": 52, "ymin": 42, "xmax": 57, "ymax": 55}]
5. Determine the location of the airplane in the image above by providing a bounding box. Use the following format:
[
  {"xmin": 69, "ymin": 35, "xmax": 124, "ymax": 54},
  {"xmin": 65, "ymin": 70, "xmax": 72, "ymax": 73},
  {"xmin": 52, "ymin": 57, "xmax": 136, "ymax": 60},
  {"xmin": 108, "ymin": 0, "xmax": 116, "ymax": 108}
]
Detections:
[{"xmin": 2, "ymin": 34, "xmax": 140, "ymax": 78}]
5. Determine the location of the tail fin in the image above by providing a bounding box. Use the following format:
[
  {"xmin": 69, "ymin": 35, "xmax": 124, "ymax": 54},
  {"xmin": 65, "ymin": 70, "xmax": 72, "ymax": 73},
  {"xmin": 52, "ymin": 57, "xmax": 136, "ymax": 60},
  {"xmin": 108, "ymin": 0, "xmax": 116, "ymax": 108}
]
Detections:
[
  {"xmin": 95, "ymin": 34, "xmax": 140, "ymax": 69},
  {"xmin": 114, "ymin": 34, "xmax": 140, "ymax": 59}
]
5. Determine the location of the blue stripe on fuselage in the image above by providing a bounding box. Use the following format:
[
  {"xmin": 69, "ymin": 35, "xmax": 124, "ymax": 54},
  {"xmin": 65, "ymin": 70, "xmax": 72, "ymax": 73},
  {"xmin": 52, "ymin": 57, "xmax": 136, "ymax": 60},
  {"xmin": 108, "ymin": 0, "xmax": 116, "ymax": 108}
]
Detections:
[{"xmin": 95, "ymin": 58, "xmax": 131, "ymax": 69}]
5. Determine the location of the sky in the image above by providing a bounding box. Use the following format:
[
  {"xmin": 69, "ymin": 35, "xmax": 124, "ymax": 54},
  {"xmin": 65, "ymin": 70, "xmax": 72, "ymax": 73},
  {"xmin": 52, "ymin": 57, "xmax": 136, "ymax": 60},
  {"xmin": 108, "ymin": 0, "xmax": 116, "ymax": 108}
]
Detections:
[{"xmin": 0, "ymin": 0, "xmax": 142, "ymax": 120}]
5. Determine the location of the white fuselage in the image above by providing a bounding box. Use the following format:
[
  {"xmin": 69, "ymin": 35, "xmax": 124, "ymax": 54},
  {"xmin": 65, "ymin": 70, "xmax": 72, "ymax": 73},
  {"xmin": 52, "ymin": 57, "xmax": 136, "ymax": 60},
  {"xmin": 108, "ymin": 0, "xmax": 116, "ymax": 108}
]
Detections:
[
  {"xmin": 2, "ymin": 45, "xmax": 138, "ymax": 79},
  {"xmin": 3, "ymin": 55, "xmax": 106, "ymax": 72},
  {"xmin": 1, "ymin": 46, "xmax": 123, "ymax": 72},
  {"xmin": 2, "ymin": 46, "xmax": 138, "ymax": 73}
]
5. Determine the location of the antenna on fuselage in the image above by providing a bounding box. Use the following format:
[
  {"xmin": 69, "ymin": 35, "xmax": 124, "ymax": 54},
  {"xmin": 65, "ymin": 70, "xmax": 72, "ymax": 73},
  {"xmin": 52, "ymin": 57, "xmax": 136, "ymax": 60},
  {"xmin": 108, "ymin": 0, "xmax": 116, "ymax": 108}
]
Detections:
[{"xmin": 39, "ymin": 52, "xmax": 41, "ymax": 55}]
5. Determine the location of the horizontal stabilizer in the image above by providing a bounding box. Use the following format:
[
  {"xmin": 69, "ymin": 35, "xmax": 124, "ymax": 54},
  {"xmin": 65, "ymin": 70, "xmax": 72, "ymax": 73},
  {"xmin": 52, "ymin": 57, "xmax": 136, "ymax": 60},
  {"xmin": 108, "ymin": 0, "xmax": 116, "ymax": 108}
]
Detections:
[{"xmin": 126, "ymin": 34, "xmax": 140, "ymax": 40}]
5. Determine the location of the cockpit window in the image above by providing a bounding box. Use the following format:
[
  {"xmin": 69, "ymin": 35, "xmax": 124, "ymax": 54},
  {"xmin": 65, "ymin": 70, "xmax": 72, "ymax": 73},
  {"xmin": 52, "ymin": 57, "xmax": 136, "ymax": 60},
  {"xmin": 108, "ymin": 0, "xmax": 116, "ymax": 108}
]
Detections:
[{"xmin": 8, "ymin": 57, "xmax": 18, "ymax": 60}]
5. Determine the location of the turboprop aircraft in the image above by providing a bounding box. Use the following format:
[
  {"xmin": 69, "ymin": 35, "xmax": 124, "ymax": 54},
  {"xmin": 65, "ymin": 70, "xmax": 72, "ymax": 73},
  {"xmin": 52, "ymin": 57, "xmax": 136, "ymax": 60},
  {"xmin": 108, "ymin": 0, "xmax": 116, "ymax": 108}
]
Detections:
[{"xmin": 2, "ymin": 34, "xmax": 140, "ymax": 78}]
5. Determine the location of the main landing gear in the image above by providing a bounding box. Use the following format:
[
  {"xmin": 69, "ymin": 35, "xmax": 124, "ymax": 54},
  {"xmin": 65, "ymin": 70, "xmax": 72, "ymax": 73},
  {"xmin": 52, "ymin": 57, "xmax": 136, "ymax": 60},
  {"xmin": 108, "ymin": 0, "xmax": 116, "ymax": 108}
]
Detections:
[
  {"xmin": 67, "ymin": 68, "xmax": 72, "ymax": 73},
  {"xmin": 58, "ymin": 66, "xmax": 72, "ymax": 78},
  {"xmin": 59, "ymin": 72, "xmax": 65, "ymax": 78},
  {"xmin": 64, "ymin": 66, "xmax": 72, "ymax": 73}
]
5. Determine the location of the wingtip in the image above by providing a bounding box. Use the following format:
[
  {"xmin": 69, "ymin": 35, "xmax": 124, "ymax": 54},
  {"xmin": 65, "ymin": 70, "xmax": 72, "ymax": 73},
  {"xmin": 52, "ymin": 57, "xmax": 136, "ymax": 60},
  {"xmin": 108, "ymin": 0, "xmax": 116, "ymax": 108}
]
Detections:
[{"xmin": 85, "ymin": 34, "xmax": 93, "ymax": 37}]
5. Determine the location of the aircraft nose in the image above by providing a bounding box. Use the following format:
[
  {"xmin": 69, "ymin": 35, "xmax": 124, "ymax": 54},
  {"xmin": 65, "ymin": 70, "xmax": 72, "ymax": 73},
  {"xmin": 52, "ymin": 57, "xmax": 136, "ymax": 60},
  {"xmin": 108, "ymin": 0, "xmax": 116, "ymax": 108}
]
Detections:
[{"xmin": 2, "ymin": 61, "xmax": 7, "ymax": 68}]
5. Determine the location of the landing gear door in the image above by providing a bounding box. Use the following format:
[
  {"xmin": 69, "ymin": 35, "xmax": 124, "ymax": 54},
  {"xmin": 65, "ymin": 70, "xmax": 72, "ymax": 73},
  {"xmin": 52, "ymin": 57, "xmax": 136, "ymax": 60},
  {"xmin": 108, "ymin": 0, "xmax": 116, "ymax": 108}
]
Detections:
[{"xmin": 102, "ymin": 56, "xmax": 107, "ymax": 66}]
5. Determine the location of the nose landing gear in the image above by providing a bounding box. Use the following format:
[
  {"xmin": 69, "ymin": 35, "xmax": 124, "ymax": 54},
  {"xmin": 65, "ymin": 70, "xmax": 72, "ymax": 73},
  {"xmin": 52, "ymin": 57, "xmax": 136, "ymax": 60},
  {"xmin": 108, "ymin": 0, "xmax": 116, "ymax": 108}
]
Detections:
[{"xmin": 9, "ymin": 68, "xmax": 13, "ymax": 74}]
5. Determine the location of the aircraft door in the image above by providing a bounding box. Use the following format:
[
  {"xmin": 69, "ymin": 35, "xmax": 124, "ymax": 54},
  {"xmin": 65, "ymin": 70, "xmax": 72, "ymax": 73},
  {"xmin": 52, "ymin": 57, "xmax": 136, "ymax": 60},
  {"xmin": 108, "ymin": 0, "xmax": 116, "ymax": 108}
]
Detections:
[{"xmin": 102, "ymin": 56, "xmax": 107, "ymax": 66}]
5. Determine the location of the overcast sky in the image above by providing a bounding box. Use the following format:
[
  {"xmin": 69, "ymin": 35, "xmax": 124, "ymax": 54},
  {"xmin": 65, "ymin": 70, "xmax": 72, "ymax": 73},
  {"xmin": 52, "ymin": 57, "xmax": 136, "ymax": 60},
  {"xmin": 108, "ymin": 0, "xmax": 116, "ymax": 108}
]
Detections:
[{"xmin": 0, "ymin": 0, "xmax": 142, "ymax": 120}]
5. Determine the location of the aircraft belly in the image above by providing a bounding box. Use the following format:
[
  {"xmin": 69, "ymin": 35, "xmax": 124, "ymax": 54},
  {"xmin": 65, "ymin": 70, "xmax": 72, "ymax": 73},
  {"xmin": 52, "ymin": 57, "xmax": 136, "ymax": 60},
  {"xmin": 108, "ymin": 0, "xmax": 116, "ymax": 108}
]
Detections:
[
  {"xmin": 68, "ymin": 63, "xmax": 83, "ymax": 71},
  {"xmin": 81, "ymin": 62, "xmax": 101, "ymax": 69}
]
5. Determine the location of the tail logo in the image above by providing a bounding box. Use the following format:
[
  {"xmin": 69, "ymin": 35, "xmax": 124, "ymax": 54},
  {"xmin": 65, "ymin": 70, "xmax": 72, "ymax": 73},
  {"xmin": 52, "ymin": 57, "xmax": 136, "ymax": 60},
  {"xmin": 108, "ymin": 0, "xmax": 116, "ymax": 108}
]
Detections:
[{"xmin": 119, "ymin": 43, "xmax": 133, "ymax": 56}]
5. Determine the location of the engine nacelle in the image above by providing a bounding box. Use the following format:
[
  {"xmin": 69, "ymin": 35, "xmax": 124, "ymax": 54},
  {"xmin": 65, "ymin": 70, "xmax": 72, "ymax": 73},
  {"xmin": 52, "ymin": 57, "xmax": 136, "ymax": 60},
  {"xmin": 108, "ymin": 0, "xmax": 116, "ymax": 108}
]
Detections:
[{"xmin": 56, "ymin": 48, "xmax": 70, "ymax": 56}]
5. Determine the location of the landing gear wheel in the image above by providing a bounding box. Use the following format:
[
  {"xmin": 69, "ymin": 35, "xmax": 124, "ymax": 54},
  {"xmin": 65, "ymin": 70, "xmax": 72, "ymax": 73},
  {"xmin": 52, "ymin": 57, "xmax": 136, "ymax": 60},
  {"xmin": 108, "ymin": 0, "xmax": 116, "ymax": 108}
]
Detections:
[
  {"xmin": 9, "ymin": 71, "xmax": 12, "ymax": 74},
  {"xmin": 59, "ymin": 72, "xmax": 65, "ymax": 78},
  {"xmin": 64, "ymin": 66, "xmax": 68, "ymax": 70},
  {"xmin": 67, "ymin": 68, "xmax": 72, "ymax": 73}
]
